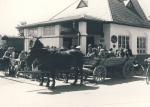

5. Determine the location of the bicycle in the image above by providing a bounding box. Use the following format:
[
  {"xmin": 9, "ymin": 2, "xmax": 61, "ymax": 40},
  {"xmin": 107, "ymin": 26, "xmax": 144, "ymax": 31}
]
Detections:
[{"xmin": 144, "ymin": 58, "xmax": 150, "ymax": 85}]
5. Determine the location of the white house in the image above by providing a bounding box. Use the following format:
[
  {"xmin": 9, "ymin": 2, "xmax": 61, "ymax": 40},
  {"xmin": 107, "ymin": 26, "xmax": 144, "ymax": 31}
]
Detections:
[{"xmin": 17, "ymin": 0, "xmax": 150, "ymax": 55}]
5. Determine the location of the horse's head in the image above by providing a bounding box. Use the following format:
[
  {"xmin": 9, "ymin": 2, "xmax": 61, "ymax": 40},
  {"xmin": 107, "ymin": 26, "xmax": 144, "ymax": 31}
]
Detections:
[
  {"xmin": 26, "ymin": 38, "xmax": 45, "ymax": 66},
  {"xmin": 31, "ymin": 38, "xmax": 44, "ymax": 49},
  {"xmin": 26, "ymin": 47, "xmax": 51, "ymax": 67}
]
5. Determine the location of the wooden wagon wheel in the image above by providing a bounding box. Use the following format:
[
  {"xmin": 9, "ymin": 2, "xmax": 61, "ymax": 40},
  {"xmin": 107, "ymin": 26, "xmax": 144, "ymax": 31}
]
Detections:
[
  {"xmin": 122, "ymin": 60, "xmax": 134, "ymax": 78},
  {"xmin": 93, "ymin": 65, "xmax": 107, "ymax": 83},
  {"xmin": 146, "ymin": 67, "xmax": 150, "ymax": 85}
]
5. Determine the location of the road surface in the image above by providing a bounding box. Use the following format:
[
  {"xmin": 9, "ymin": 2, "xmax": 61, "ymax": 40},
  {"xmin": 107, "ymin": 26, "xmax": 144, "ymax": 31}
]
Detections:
[{"xmin": 0, "ymin": 72, "xmax": 150, "ymax": 107}]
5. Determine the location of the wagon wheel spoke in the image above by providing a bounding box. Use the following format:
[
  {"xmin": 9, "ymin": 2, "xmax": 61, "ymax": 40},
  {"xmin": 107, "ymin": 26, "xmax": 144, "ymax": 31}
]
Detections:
[
  {"xmin": 93, "ymin": 65, "xmax": 107, "ymax": 83},
  {"xmin": 122, "ymin": 60, "xmax": 134, "ymax": 78},
  {"xmin": 146, "ymin": 68, "xmax": 150, "ymax": 85},
  {"xmin": 135, "ymin": 65, "xmax": 144, "ymax": 76}
]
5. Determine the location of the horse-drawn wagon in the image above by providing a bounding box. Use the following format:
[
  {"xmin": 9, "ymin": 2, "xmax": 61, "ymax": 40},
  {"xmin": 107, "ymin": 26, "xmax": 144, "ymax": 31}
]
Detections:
[
  {"xmin": 0, "ymin": 36, "xmax": 146, "ymax": 89},
  {"xmin": 83, "ymin": 56, "xmax": 136, "ymax": 83}
]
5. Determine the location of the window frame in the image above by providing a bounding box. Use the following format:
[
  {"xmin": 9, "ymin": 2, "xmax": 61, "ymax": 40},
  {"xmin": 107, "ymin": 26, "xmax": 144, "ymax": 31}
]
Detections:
[
  {"xmin": 43, "ymin": 25, "xmax": 55, "ymax": 36},
  {"xmin": 27, "ymin": 28, "xmax": 38, "ymax": 37},
  {"xmin": 137, "ymin": 36, "xmax": 147, "ymax": 54},
  {"xmin": 118, "ymin": 35, "xmax": 130, "ymax": 49}
]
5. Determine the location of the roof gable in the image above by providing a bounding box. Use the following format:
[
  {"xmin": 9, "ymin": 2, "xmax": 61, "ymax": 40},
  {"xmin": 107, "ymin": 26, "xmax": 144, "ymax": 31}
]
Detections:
[
  {"xmin": 108, "ymin": 0, "xmax": 150, "ymax": 27},
  {"xmin": 50, "ymin": 0, "xmax": 112, "ymax": 21},
  {"xmin": 126, "ymin": 0, "xmax": 147, "ymax": 20},
  {"xmin": 77, "ymin": 0, "xmax": 88, "ymax": 8}
]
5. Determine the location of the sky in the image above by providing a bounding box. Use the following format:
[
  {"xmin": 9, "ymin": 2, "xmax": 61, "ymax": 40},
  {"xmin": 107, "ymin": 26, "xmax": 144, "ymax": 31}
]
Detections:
[
  {"xmin": 0, "ymin": 0, "xmax": 76, "ymax": 36},
  {"xmin": 0, "ymin": 0, "xmax": 149, "ymax": 36}
]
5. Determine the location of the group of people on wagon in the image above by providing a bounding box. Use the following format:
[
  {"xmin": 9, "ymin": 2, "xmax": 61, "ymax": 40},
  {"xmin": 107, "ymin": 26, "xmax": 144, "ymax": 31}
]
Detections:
[
  {"xmin": 0, "ymin": 47, "xmax": 28, "ymax": 73},
  {"xmin": 0, "ymin": 47, "xmax": 15, "ymax": 70},
  {"xmin": 86, "ymin": 43, "xmax": 133, "ymax": 58}
]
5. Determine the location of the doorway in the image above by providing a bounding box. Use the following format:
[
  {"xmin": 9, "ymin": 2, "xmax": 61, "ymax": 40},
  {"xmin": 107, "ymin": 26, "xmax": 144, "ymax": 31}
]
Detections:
[{"xmin": 63, "ymin": 38, "xmax": 72, "ymax": 49}]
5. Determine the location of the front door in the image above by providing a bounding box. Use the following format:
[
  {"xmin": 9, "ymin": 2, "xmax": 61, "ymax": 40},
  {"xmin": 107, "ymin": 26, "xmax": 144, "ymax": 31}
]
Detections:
[{"xmin": 63, "ymin": 38, "xmax": 72, "ymax": 49}]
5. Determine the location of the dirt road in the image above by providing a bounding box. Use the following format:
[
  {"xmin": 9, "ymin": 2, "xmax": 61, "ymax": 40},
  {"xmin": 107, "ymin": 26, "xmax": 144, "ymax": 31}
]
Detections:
[{"xmin": 0, "ymin": 72, "xmax": 150, "ymax": 107}]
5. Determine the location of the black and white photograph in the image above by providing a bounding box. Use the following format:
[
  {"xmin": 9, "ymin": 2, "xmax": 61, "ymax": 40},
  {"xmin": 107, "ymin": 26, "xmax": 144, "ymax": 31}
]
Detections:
[{"xmin": 0, "ymin": 0, "xmax": 150, "ymax": 107}]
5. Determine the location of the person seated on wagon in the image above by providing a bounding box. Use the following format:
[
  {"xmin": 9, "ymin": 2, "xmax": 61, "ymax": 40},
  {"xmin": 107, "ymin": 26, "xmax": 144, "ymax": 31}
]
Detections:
[
  {"xmin": 9, "ymin": 47, "xmax": 16, "ymax": 66},
  {"xmin": 124, "ymin": 45, "xmax": 133, "ymax": 58},
  {"xmin": 3, "ymin": 47, "xmax": 15, "ymax": 59},
  {"xmin": 17, "ymin": 51, "xmax": 28, "ymax": 70},
  {"xmin": 97, "ymin": 44, "xmax": 105, "ymax": 57},
  {"xmin": 86, "ymin": 44, "xmax": 96, "ymax": 58},
  {"xmin": 116, "ymin": 47, "xmax": 125, "ymax": 57},
  {"xmin": 3, "ymin": 47, "xmax": 11, "ymax": 59},
  {"xmin": 86, "ymin": 44, "xmax": 92, "ymax": 56},
  {"xmin": 92, "ymin": 45, "xmax": 98, "ymax": 57},
  {"xmin": 2, "ymin": 47, "xmax": 14, "ymax": 70},
  {"xmin": 49, "ymin": 46, "xmax": 58, "ymax": 54},
  {"xmin": 144, "ymin": 57, "xmax": 150, "ymax": 66},
  {"xmin": 107, "ymin": 48, "xmax": 115, "ymax": 58},
  {"xmin": 97, "ymin": 43, "xmax": 103, "ymax": 52},
  {"xmin": 11, "ymin": 47, "xmax": 16, "ymax": 59},
  {"xmin": 120, "ymin": 48, "xmax": 125, "ymax": 57},
  {"xmin": 115, "ymin": 49, "xmax": 120, "ymax": 57}
]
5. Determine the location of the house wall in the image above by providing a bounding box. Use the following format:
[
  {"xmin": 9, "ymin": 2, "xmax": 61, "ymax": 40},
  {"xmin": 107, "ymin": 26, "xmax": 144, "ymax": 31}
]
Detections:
[
  {"xmin": 103, "ymin": 24, "xmax": 111, "ymax": 49},
  {"xmin": 109, "ymin": 23, "xmax": 150, "ymax": 55},
  {"xmin": 24, "ymin": 29, "xmax": 29, "ymax": 51},
  {"xmin": 24, "ymin": 24, "xmax": 61, "ymax": 51},
  {"xmin": 40, "ymin": 38, "xmax": 61, "ymax": 48},
  {"xmin": 23, "ymin": 22, "xmax": 150, "ymax": 55}
]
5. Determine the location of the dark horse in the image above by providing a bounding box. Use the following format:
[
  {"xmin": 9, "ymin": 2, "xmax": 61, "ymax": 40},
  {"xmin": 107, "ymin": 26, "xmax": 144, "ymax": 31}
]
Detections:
[{"xmin": 27, "ymin": 39, "xmax": 84, "ymax": 88}]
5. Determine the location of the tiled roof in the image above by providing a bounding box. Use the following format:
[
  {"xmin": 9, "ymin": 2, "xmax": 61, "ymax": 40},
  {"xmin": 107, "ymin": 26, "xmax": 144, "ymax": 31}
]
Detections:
[
  {"xmin": 108, "ymin": 0, "xmax": 150, "ymax": 28},
  {"xmin": 129, "ymin": 0, "xmax": 147, "ymax": 20}
]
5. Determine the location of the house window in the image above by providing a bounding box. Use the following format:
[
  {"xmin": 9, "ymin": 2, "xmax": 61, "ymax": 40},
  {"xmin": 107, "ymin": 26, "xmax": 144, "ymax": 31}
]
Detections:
[
  {"xmin": 43, "ymin": 25, "xmax": 55, "ymax": 36},
  {"xmin": 28, "ymin": 28, "xmax": 38, "ymax": 37},
  {"xmin": 77, "ymin": 0, "xmax": 88, "ymax": 9},
  {"xmin": 60, "ymin": 22, "xmax": 74, "ymax": 34},
  {"xmin": 118, "ymin": 35, "xmax": 130, "ymax": 48},
  {"xmin": 137, "ymin": 37, "xmax": 146, "ymax": 54}
]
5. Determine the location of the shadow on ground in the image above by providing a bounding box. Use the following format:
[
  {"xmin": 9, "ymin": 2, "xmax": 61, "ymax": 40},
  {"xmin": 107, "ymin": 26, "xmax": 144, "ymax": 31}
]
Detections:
[
  {"xmin": 0, "ymin": 74, "xmax": 39, "ymax": 86},
  {"xmin": 101, "ymin": 76, "xmax": 145, "ymax": 85},
  {"xmin": 36, "ymin": 76, "xmax": 145, "ymax": 95},
  {"xmin": 37, "ymin": 84, "xmax": 99, "ymax": 95},
  {"xmin": 84, "ymin": 76, "xmax": 146, "ymax": 86},
  {"xmin": 0, "ymin": 72, "xmax": 146, "ymax": 94}
]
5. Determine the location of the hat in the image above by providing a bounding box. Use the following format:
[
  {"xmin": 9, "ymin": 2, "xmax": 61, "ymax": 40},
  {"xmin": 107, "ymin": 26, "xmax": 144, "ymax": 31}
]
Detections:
[
  {"xmin": 7, "ymin": 47, "xmax": 14, "ymax": 51},
  {"xmin": 76, "ymin": 46, "xmax": 80, "ymax": 49},
  {"xmin": 88, "ymin": 44, "xmax": 91, "ymax": 47}
]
